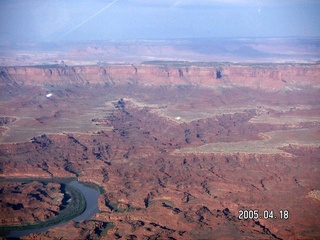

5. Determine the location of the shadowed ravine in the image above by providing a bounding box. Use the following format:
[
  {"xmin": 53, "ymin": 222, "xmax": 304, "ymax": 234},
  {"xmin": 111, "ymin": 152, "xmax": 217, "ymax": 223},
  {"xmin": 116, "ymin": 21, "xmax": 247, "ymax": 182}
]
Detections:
[
  {"xmin": 2, "ymin": 180, "xmax": 99, "ymax": 238},
  {"xmin": 0, "ymin": 62, "xmax": 319, "ymax": 239}
]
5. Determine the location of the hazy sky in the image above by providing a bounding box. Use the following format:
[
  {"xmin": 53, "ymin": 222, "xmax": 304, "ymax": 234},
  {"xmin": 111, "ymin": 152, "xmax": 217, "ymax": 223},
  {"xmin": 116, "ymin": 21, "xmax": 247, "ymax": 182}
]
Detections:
[{"xmin": 1, "ymin": 0, "xmax": 320, "ymax": 42}]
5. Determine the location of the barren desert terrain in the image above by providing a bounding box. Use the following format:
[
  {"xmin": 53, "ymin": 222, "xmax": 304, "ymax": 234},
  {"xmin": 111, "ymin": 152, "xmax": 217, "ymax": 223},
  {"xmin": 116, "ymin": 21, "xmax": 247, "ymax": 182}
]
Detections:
[{"xmin": 0, "ymin": 61, "xmax": 319, "ymax": 239}]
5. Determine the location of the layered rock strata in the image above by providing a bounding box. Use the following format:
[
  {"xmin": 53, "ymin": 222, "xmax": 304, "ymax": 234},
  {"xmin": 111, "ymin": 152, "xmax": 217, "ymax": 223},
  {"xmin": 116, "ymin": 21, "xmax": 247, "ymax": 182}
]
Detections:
[
  {"xmin": 0, "ymin": 63, "xmax": 319, "ymax": 239},
  {"xmin": 1, "ymin": 63, "xmax": 319, "ymax": 91}
]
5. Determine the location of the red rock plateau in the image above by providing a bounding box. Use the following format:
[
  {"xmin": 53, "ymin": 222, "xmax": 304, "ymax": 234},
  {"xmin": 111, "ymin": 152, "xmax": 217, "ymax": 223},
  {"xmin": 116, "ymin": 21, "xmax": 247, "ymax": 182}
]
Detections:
[
  {"xmin": 0, "ymin": 63, "xmax": 319, "ymax": 239},
  {"xmin": 0, "ymin": 181, "xmax": 64, "ymax": 225}
]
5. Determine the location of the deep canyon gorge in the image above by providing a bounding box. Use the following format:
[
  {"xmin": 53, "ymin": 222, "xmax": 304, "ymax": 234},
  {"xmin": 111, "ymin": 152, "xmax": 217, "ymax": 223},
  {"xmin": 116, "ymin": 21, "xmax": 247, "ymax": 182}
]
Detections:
[{"xmin": 0, "ymin": 62, "xmax": 319, "ymax": 239}]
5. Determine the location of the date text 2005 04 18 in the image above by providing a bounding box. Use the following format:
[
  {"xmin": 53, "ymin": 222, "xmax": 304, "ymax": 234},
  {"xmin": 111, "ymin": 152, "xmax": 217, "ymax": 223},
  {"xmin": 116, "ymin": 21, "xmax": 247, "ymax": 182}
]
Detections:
[{"xmin": 238, "ymin": 209, "xmax": 289, "ymax": 220}]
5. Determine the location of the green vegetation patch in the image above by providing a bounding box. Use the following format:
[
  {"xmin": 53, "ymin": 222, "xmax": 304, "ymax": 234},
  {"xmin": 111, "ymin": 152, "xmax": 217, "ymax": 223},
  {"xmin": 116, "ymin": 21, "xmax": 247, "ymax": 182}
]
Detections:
[
  {"xmin": 0, "ymin": 183, "xmax": 86, "ymax": 236},
  {"xmin": 79, "ymin": 181, "xmax": 105, "ymax": 194},
  {"xmin": 107, "ymin": 202, "xmax": 141, "ymax": 213},
  {"xmin": 97, "ymin": 221, "xmax": 115, "ymax": 238}
]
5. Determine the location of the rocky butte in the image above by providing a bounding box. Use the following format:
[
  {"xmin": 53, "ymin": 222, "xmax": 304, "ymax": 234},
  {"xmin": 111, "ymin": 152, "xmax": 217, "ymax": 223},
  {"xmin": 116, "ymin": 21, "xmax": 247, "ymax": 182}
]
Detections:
[{"xmin": 0, "ymin": 62, "xmax": 319, "ymax": 239}]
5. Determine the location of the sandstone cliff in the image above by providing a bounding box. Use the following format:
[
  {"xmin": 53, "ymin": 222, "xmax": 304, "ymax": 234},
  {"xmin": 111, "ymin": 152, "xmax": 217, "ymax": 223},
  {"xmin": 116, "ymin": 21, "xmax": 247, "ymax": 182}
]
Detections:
[
  {"xmin": 1, "ymin": 62, "xmax": 320, "ymax": 239},
  {"xmin": 1, "ymin": 63, "xmax": 319, "ymax": 91}
]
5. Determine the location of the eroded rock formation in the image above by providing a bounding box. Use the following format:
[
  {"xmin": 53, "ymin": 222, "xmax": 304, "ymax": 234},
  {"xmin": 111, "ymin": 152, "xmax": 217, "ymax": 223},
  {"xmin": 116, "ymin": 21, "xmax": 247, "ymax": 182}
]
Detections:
[
  {"xmin": 0, "ymin": 63, "xmax": 319, "ymax": 239},
  {"xmin": 1, "ymin": 63, "xmax": 319, "ymax": 91},
  {"xmin": 0, "ymin": 181, "xmax": 63, "ymax": 225}
]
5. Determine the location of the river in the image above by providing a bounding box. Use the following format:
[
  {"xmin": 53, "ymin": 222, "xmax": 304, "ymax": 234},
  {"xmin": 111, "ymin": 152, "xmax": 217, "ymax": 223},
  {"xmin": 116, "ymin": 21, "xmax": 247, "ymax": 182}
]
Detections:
[{"xmin": 5, "ymin": 180, "xmax": 100, "ymax": 238}]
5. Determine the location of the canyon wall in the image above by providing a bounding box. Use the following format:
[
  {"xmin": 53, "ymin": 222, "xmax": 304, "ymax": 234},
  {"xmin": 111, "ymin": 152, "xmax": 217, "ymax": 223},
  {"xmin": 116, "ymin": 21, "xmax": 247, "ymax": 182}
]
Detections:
[
  {"xmin": 1, "ymin": 63, "xmax": 319, "ymax": 91},
  {"xmin": 1, "ymin": 62, "xmax": 320, "ymax": 239}
]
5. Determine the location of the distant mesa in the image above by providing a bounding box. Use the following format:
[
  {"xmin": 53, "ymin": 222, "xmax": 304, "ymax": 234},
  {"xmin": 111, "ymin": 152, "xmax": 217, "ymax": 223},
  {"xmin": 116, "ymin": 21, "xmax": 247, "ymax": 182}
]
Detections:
[{"xmin": 0, "ymin": 59, "xmax": 319, "ymax": 239}]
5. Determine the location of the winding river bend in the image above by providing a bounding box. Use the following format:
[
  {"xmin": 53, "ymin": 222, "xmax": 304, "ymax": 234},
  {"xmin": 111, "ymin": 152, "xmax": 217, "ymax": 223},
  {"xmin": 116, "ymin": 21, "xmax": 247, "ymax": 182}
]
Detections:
[{"xmin": 5, "ymin": 180, "xmax": 100, "ymax": 238}]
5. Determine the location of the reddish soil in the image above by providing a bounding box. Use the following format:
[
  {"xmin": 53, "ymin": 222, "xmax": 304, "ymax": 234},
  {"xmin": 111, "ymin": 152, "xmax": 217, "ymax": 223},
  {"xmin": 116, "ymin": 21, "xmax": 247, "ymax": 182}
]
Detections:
[
  {"xmin": 0, "ymin": 63, "xmax": 319, "ymax": 239},
  {"xmin": 0, "ymin": 181, "xmax": 63, "ymax": 225}
]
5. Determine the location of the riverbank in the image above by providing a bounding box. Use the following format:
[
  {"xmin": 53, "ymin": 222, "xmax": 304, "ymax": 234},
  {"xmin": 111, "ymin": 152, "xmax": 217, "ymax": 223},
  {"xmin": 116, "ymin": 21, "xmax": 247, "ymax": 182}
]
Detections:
[{"xmin": 0, "ymin": 179, "xmax": 100, "ymax": 238}]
